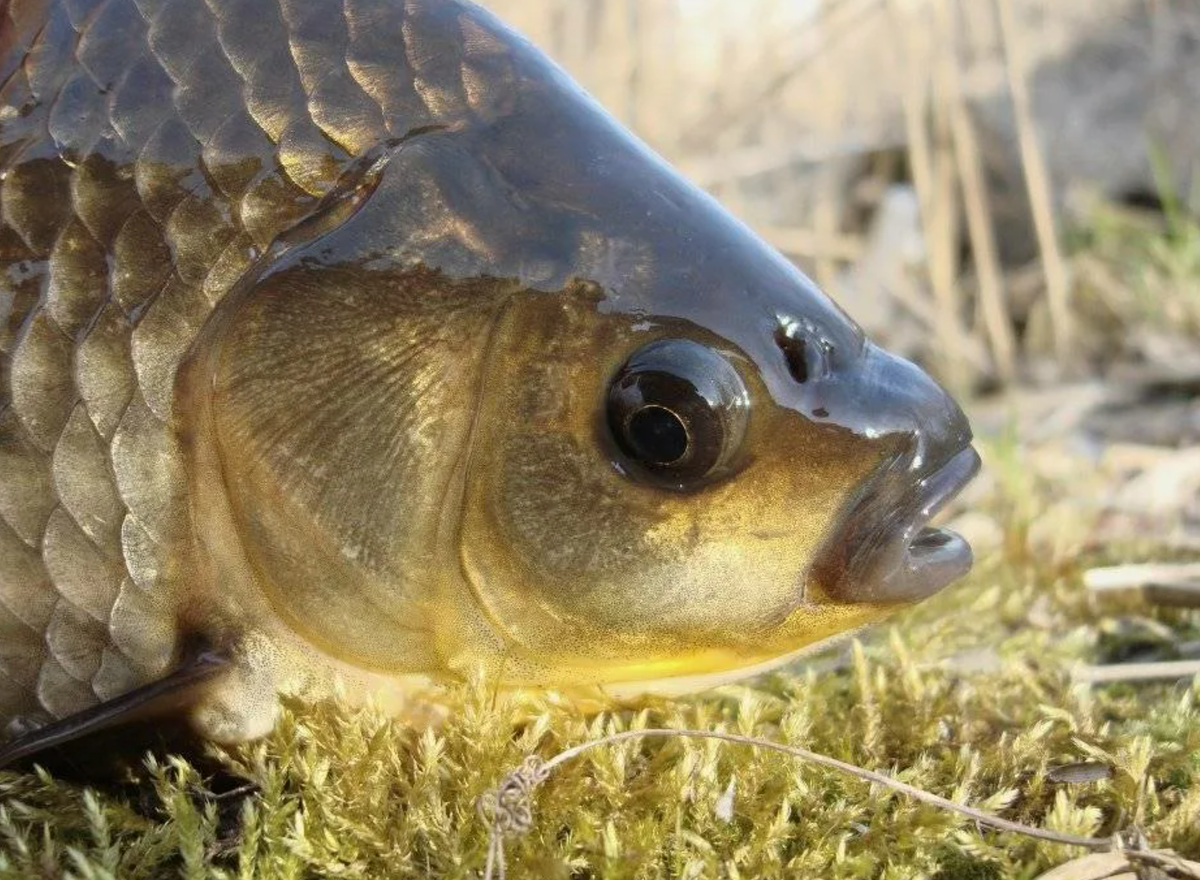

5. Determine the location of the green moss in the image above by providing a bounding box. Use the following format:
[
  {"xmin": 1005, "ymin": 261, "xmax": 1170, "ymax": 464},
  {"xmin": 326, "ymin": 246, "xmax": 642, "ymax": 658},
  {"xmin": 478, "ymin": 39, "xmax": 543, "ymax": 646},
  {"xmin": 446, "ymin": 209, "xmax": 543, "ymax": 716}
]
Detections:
[
  {"xmin": 2, "ymin": 457, "xmax": 1198, "ymax": 880},
  {"xmin": 930, "ymin": 849, "xmax": 1004, "ymax": 880}
]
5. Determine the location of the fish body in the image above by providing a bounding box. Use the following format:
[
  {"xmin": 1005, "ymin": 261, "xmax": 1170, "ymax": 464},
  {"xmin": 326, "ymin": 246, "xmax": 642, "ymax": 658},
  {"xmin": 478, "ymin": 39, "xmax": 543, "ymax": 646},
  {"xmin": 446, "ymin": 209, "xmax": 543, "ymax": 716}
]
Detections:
[{"xmin": 0, "ymin": 0, "xmax": 979, "ymax": 750}]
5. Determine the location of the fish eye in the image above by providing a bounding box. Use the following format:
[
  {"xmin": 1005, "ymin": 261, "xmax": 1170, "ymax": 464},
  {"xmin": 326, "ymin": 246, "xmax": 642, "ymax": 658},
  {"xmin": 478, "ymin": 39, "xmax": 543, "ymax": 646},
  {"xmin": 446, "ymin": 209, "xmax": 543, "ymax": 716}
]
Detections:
[{"xmin": 606, "ymin": 339, "xmax": 750, "ymax": 488}]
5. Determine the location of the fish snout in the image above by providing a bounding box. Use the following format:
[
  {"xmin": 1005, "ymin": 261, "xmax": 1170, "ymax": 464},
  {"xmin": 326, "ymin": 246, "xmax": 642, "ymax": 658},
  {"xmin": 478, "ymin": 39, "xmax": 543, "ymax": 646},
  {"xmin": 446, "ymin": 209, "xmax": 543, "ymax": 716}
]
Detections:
[
  {"xmin": 857, "ymin": 343, "xmax": 973, "ymax": 473},
  {"xmin": 813, "ymin": 344, "xmax": 981, "ymax": 605}
]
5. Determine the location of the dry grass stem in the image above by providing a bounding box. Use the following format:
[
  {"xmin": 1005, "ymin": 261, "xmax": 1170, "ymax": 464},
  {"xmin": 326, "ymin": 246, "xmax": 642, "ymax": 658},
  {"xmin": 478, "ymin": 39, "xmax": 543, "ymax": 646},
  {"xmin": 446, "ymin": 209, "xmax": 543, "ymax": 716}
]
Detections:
[
  {"xmin": 1072, "ymin": 661, "xmax": 1200, "ymax": 685},
  {"xmin": 934, "ymin": 0, "xmax": 1017, "ymax": 382},
  {"xmin": 994, "ymin": 0, "xmax": 1075, "ymax": 361},
  {"xmin": 1084, "ymin": 563, "xmax": 1200, "ymax": 592},
  {"xmin": 481, "ymin": 728, "xmax": 1200, "ymax": 880},
  {"xmin": 886, "ymin": 0, "xmax": 971, "ymax": 383}
]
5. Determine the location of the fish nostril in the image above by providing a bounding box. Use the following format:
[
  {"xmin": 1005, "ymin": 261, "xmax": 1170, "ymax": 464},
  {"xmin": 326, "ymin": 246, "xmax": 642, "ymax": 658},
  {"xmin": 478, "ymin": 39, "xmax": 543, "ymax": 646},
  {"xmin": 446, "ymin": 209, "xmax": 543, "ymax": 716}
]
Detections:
[{"xmin": 774, "ymin": 326, "xmax": 810, "ymax": 385}]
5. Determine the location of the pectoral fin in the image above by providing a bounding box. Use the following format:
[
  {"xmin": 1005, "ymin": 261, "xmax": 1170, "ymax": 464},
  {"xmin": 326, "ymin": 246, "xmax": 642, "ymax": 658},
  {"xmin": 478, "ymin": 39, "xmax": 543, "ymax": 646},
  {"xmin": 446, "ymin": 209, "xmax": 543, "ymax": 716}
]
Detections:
[{"xmin": 0, "ymin": 647, "xmax": 230, "ymax": 770}]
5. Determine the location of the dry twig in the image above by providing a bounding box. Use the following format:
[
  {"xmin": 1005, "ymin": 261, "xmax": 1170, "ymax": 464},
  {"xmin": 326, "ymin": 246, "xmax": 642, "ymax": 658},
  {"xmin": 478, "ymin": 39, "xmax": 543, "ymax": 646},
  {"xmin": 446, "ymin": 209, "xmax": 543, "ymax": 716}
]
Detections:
[
  {"xmin": 1084, "ymin": 563, "xmax": 1200, "ymax": 593},
  {"xmin": 885, "ymin": 0, "xmax": 971, "ymax": 384},
  {"xmin": 479, "ymin": 728, "xmax": 1199, "ymax": 880},
  {"xmin": 932, "ymin": 0, "xmax": 1017, "ymax": 382},
  {"xmin": 995, "ymin": 0, "xmax": 1074, "ymax": 361},
  {"xmin": 1072, "ymin": 660, "xmax": 1200, "ymax": 685}
]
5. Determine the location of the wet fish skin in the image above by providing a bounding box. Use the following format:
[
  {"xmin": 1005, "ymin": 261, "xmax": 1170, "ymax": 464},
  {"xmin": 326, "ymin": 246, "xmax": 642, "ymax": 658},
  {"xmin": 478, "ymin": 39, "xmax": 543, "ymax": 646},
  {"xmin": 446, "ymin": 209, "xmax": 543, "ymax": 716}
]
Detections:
[
  {"xmin": 0, "ymin": 0, "xmax": 522, "ymax": 738},
  {"xmin": 0, "ymin": 0, "xmax": 978, "ymax": 750}
]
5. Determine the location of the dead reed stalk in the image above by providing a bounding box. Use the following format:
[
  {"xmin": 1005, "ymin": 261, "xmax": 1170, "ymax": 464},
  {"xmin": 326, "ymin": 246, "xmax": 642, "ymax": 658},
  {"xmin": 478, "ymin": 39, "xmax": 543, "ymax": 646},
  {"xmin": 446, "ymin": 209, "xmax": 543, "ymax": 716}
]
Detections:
[
  {"xmin": 886, "ymin": 0, "xmax": 973, "ymax": 386},
  {"xmin": 995, "ymin": 0, "xmax": 1075, "ymax": 361},
  {"xmin": 933, "ymin": 0, "xmax": 1019, "ymax": 383}
]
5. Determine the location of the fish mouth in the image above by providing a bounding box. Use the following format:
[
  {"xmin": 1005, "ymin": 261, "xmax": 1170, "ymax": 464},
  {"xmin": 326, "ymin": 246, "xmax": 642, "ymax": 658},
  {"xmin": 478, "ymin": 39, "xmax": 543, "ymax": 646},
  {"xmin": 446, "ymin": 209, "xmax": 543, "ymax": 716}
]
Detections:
[{"xmin": 816, "ymin": 444, "xmax": 983, "ymax": 604}]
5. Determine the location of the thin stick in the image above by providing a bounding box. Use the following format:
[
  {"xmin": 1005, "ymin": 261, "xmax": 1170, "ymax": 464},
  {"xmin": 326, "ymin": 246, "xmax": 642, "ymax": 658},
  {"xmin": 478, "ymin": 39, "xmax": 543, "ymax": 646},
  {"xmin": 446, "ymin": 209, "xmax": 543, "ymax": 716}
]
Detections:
[
  {"xmin": 995, "ymin": 0, "xmax": 1074, "ymax": 363},
  {"xmin": 480, "ymin": 728, "xmax": 1200, "ymax": 880},
  {"xmin": 1084, "ymin": 563, "xmax": 1200, "ymax": 592},
  {"xmin": 933, "ymin": 0, "xmax": 1017, "ymax": 382},
  {"xmin": 1073, "ymin": 660, "xmax": 1200, "ymax": 685},
  {"xmin": 542, "ymin": 729, "xmax": 1107, "ymax": 847},
  {"xmin": 885, "ymin": 0, "xmax": 969, "ymax": 386}
]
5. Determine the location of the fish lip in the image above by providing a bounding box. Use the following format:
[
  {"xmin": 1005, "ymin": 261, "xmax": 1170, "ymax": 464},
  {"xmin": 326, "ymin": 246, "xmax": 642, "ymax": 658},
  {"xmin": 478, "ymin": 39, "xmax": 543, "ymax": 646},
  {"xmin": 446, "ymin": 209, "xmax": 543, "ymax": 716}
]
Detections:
[{"xmin": 816, "ymin": 444, "xmax": 982, "ymax": 604}]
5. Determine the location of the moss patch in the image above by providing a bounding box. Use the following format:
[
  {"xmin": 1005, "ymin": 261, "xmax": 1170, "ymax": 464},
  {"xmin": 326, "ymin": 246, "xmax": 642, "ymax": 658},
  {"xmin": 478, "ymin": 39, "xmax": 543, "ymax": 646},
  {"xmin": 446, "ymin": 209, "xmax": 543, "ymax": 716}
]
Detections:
[{"xmin": 2, "ymin": 431, "xmax": 1199, "ymax": 879}]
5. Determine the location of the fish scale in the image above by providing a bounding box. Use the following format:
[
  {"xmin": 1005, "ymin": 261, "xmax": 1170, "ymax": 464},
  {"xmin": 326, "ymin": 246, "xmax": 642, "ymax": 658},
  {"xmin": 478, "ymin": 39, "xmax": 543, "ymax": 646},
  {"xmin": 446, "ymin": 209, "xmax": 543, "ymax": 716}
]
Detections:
[{"xmin": 0, "ymin": 0, "xmax": 472, "ymax": 728}]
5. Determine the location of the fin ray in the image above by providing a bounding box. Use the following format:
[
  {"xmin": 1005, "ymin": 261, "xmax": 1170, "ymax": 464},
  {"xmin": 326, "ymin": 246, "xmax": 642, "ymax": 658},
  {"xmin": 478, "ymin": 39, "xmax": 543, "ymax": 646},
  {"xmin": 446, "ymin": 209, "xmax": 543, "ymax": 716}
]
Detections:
[{"xmin": 0, "ymin": 646, "xmax": 228, "ymax": 769}]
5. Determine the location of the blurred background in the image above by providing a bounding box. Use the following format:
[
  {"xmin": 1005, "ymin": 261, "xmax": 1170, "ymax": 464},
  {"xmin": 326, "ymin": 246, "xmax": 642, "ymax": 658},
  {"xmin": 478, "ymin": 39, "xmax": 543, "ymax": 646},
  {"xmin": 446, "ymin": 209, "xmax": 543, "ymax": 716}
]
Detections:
[
  {"xmin": 482, "ymin": 0, "xmax": 1200, "ymax": 392},
  {"xmin": 480, "ymin": 0, "xmax": 1200, "ymax": 574}
]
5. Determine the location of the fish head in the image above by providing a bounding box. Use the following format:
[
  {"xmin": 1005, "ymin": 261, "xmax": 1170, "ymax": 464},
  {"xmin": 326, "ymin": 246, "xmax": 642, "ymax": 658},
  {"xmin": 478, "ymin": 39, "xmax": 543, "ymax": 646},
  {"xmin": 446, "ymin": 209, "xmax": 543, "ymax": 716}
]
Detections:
[
  {"xmin": 182, "ymin": 1, "xmax": 979, "ymax": 697},
  {"xmin": 449, "ymin": 140, "xmax": 980, "ymax": 692},
  {"xmin": 408, "ymin": 38, "xmax": 983, "ymax": 691}
]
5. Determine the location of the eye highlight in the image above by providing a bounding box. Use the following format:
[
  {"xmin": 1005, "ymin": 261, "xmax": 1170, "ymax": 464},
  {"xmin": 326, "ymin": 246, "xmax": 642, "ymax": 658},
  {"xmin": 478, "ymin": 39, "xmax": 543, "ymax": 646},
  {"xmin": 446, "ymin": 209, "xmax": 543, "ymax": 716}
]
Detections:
[{"xmin": 606, "ymin": 338, "xmax": 749, "ymax": 489}]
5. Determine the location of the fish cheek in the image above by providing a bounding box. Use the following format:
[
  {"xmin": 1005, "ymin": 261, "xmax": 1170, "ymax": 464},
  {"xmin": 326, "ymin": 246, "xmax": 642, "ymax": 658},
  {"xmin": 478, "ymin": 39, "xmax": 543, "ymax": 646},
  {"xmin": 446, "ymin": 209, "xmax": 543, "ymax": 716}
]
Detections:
[
  {"xmin": 456, "ymin": 293, "xmax": 887, "ymax": 679},
  {"xmin": 456, "ymin": 295, "xmax": 714, "ymax": 668}
]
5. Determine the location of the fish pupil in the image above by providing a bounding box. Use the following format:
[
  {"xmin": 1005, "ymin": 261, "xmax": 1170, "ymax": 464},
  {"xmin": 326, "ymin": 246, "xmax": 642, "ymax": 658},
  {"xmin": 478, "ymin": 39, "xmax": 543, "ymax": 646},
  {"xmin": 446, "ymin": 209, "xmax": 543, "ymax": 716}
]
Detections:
[
  {"xmin": 627, "ymin": 405, "xmax": 689, "ymax": 465},
  {"xmin": 606, "ymin": 338, "xmax": 749, "ymax": 489}
]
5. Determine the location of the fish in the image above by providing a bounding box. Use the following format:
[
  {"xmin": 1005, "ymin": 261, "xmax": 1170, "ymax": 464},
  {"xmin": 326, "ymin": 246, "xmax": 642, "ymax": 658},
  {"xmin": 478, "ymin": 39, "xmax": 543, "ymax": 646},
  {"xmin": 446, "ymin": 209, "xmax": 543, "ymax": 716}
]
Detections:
[{"xmin": 0, "ymin": 0, "xmax": 980, "ymax": 764}]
